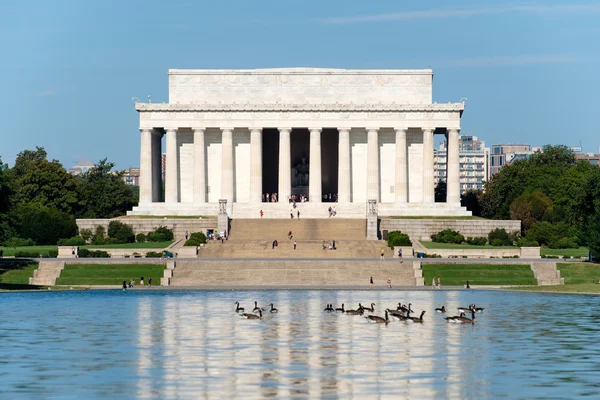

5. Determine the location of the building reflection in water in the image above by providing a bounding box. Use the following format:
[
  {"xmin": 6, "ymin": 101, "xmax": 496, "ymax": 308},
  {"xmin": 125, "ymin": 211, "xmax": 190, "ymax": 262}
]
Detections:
[{"xmin": 135, "ymin": 290, "xmax": 490, "ymax": 398}]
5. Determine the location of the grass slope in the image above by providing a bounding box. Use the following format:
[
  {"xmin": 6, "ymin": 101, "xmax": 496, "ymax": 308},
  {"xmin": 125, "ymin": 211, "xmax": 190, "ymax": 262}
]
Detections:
[
  {"xmin": 422, "ymin": 263, "xmax": 537, "ymax": 286},
  {"xmin": 557, "ymin": 262, "xmax": 600, "ymax": 284},
  {"xmin": 0, "ymin": 242, "xmax": 173, "ymax": 256},
  {"xmin": 55, "ymin": 263, "xmax": 166, "ymax": 286},
  {"xmin": 0, "ymin": 261, "xmax": 39, "ymax": 290},
  {"xmin": 540, "ymin": 247, "xmax": 589, "ymax": 258}
]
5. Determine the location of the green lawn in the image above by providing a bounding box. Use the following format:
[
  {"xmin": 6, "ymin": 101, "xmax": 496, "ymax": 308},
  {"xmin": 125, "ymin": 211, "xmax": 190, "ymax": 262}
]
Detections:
[
  {"xmin": 556, "ymin": 262, "xmax": 600, "ymax": 284},
  {"xmin": 0, "ymin": 261, "xmax": 39, "ymax": 289},
  {"xmin": 388, "ymin": 216, "xmax": 486, "ymax": 220},
  {"xmin": 419, "ymin": 241, "xmax": 518, "ymax": 250},
  {"xmin": 506, "ymin": 284, "xmax": 600, "ymax": 293},
  {"xmin": 55, "ymin": 263, "xmax": 166, "ymax": 286},
  {"xmin": 422, "ymin": 263, "xmax": 537, "ymax": 286},
  {"xmin": 540, "ymin": 247, "xmax": 589, "ymax": 258},
  {"xmin": 0, "ymin": 241, "xmax": 172, "ymax": 257}
]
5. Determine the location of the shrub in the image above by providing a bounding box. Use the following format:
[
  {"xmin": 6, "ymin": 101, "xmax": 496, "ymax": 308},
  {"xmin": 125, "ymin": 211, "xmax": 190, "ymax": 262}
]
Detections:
[
  {"xmin": 46, "ymin": 250, "xmax": 58, "ymax": 258},
  {"xmin": 57, "ymin": 236, "xmax": 86, "ymax": 246},
  {"xmin": 423, "ymin": 253, "xmax": 442, "ymax": 258},
  {"xmin": 136, "ymin": 233, "xmax": 146, "ymax": 243},
  {"xmin": 184, "ymin": 238, "xmax": 201, "ymax": 246},
  {"xmin": 190, "ymin": 232, "xmax": 207, "ymax": 244},
  {"xmin": 79, "ymin": 229, "xmax": 93, "ymax": 243},
  {"xmin": 78, "ymin": 249, "xmax": 110, "ymax": 258},
  {"xmin": 2, "ymin": 237, "xmax": 36, "ymax": 247},
  {"xmin": 466, "ymin": 237, "xmax": 487, "ymax": 246},
  {"xmin": 517, "ymin": 238, "xmax": 539, "ymax": 247},
  {"xmin": 15, "ymin": 204, "xmax": 78, "ymax": 245},
  {"xmin": 431, "ymin": 229, "xmax": 464, "ymax": 244},
  {"xmin": 488, "ymin": 228, "xmax": 513, "ymax": 246},
  {"xmin": 91, "ymin": 226, "xmax": 107, "ymax": 245},
  {"xmin": 147, "ymin": 226, "xmax": 174, "ymax": 242},
  {"xmin": 107, "ymin": 221, "xmax": 135, "ymax": 244},
  {"xmin": 549, "ymin": 237, "xmax": 579, "ymax": 249},
  {"xmin": 14, "ymin": 251, "xmax": 40, "ymax": 258},
  {"xmin": 386, "ymin": 231, "xmax": 412, "ymax": 248},
  {"xmin": 145, "ymin": 251, "xmax": 162, "ymax": 258}
]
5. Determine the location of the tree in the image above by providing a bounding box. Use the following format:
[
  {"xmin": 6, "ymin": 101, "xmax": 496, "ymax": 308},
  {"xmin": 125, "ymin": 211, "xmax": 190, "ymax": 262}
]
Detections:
[
  {"xmin": 0, "ymin": 157, "xmax": 14, "ymax": 242},
  {"xmin": 78, "ymin": 159, "xmax": 138, "ymax": 218},
  {"xmin": 11, "ymin": 147, "xmax": 81, "ymax": 215},
  {"xmin": 509, "ymin": 191, "xmax": 553, "ymax": 234},
  {"xmin": 585, "ymin": 212, "xmax": 600, "ymax": 261},
  {"xmin": 461, "ymin": 189, "xmax": 483, "ymax": 217},
  {"xmin": 14, "ymin": 203, "xmax": 78, "ymax": 245},
  {"xmin": 434, "ymin": 180, "xmax": 447, "ymax": 203}
]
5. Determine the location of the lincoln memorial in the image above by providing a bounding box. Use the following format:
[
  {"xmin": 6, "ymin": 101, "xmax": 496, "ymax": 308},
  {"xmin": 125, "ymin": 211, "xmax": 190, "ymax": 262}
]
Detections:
[{"xmin": 129, "ymin": 68, "xmax": 470, "ymax": 218}]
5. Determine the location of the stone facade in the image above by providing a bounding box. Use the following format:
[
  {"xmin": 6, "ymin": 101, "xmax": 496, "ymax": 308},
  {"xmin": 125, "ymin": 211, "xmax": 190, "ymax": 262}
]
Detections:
[
  {"xmin": 130, "ymin": 68, "xmax": 470, "ymax": 218},
  {"xmin": 380, "ymin": 218, "xmax": 521, "ymax": 241}
]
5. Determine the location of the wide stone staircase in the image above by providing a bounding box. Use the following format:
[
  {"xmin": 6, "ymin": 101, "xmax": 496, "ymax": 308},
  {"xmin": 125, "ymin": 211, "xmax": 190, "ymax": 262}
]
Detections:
[
  {"xmin": 530, "ymin": 262, "xmax": 564, "ymax": 285},
  {"xmin": 169, "ymin": 259, "xmax": 423, "ymax": 287},
  {"xmin": 29, "ymin": 261, "xmax": 65, "ymax": 286},
  {"xmin": 228, "ymin": 218, "xmax": 367, "ymax": 241}
]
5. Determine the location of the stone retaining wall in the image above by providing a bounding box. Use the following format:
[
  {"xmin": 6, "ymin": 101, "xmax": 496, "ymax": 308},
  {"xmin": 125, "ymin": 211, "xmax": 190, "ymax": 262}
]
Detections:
[
  {"xmin": 380, "ymin": 218, "xmax": 521, "ymax": 241},
  {"xmin": 76, "ymin": 218, "xmax": 218, "ymax": 239}
]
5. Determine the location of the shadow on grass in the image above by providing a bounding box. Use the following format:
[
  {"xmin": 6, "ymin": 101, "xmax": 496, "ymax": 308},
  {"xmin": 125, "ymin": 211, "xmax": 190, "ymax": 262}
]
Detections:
[{"xmin": 0, "ymin": 259, "xmax": 45, "ymax": 290}]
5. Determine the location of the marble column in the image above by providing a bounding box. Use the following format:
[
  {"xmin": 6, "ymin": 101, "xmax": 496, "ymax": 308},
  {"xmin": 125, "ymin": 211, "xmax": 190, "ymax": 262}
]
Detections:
[
  {"xmin": 165, "ymin": 128, "xmax": 178, "ymax": 204},
  {"xmin": 366, "ymin": 128, "xmax": 379, "ymax": 201},
  {"xmin": 447, "ymin": 128, "xmax": 461, "ymax": 204},
  {"xmin": 139, "ymin": 128, "xmax": 153, "ymax": 204},
  {"xmin": 394, "ymin": 127, "xmax": 408, "ymax": 203},
  {"xmin": 422, "ymin": 128, "xmax": 435, "ymax": 203},
  {"xmin": 249, "ymin": 128, "xmax": 263, "ymax": 203},
  {"xmin": 221, "ymin": 128, "xmax": 234, "ymax": 206},
  {"xmin": 337, "ymin": 128, "xmax": 351, "ymax": 203},
  {"xmin": 193, "ymin": 128, "xmax": 206, "ymax": 203},
  {"xmin": 278, "ymin": 128, "xmax": 291, "ymax": 203},
  {"xmin": 151, "ymin": 131, "xmax": 162, "ymax": 202},
  {"xmin": 309, "ymin": 128, "xmax": 322, "ymax": 203}
]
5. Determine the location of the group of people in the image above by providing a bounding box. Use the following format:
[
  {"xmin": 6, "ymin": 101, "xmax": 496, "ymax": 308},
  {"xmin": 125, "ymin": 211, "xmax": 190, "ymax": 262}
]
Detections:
[
  {"xmin": 369, "ymin": 276, "xmax": 393, "ymax": 288},
  {"xmin": 263, "ymin": 193, "xmax": 278, "ymax": 202},
  {"xmin": 328, "ymin": 206, "xmax": 337, "ymax": 217},
  {"xmin": 122, "ymin": 276, "xmax": 152, "ymax": 289},
  {"xmin": 432, "ymin": 277, "xmax": 441, "ymax": 289},
  {"xmin": 289, "ymin": 194, "xmax": 307, "ymax": 203},
  {"xmin": 322, "ymin": 240, "xmax": 336, "ymax": 250},
  {"xmin": 323, "ymin": 193, "xmax": 337, "ymax": 202}
]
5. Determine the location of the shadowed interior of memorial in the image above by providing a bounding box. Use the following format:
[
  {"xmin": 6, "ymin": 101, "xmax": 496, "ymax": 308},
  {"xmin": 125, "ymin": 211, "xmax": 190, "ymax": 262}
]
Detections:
[{"xmin": 261, "ymin": 129, "xmax": 279, "ymax": 196}]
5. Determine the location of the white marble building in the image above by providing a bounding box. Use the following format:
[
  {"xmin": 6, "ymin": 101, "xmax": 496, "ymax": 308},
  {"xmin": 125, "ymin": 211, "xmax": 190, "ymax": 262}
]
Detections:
[{"xmin": 129, "ymin": 68, "xmax": 470, "ymax": 218}]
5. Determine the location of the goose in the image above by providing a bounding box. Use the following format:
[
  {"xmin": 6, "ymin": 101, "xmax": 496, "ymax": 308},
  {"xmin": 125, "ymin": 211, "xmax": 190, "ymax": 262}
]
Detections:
[
  {"xmin": 471, "ymin": 304, "xmax": 484, "ymax": 313},
  {"xmin": 346, "ymin": 304, "xmax": 364, "ymax": 315},
  {"xmin": 241, "ymin": 310, "xmax": 262, "ymax": 320},
  {"xmin": 335, "ymin": 304, "xmax": 345, "ymax": 312},
  {"xmin": 458, "ymin": 305, "xmax": 472, "ymax": 313},
  {"xmin": 365, "ymin": 310, "xmax": 389, "ymax": 324},
  {"xmin": 445, "ymin": 312, "xmax": 464, "ymax": 323},
  {"xmin": 408, "ymin": 311, "xmax": 426, "ymax": 323},
  {"xmin": 398, "ymin": 303, "xmax": 414, "ymax": 314},
  {"xmin": 253, "ymin": 301, "xmax": 265, "ymax": 312},
  {"xmin": 386, "ymin": 309, "xmax": 409, "ymax": 320},
  {"xmin": 324, "ymin": 304, "xmax": 332, "ymax": 312},
  {"xmin": 235, "ymin": 302, "xmax": 245, "ymax": 313},
  {"xmin": 362, "ymin": 303, "xmax": 376, "ymax": 312},
  {"xmin": 456, "ymin": 310, "xmax": 476, "ymax": 324},
  {"xmin": 435, "ymin": 306, "xmax": 446, "ymax": 313},
  {"xmin": 269, "ymin": 303, "xmax": 278, "ymax": 313}
]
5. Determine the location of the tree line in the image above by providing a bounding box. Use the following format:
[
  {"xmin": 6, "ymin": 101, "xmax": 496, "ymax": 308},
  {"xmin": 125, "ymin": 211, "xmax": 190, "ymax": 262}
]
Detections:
[
  {"xmin": 0, "ymin": 147, "xmax": 138, "ymax": 245},
  {"xmin": 460, "ymin": 145, "xmax": 600, "ymax": 256}
]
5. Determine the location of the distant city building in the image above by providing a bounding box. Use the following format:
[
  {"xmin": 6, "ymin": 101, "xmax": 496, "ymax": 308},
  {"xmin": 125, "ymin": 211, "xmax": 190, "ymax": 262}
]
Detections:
[
  {"xmin": 569, "ymin": 146, "xmax": 583, "ymax": 154},
  {"xmin": 489, "ymin": 144, "xmax": 533, "ymax": 176},
  {"xmin": 434, "ymin": 135, "xmax": 489, "ymax": 193},
  {"xmin": 120, "ymin": 167, "xmax": 140, "ymax": 186},
  {"xmin": 68, "ymin": 158, "xmax": 95, "ymax": 175},
  {"xmin": 576, "ymin": 153, "xmax": 600, "ymax": 167}
]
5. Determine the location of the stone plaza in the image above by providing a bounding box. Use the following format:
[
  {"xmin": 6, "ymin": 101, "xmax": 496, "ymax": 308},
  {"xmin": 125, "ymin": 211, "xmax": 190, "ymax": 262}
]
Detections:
[{"xmin": 129, "ymin": 68, "xmax": 470, "ymax": 218}]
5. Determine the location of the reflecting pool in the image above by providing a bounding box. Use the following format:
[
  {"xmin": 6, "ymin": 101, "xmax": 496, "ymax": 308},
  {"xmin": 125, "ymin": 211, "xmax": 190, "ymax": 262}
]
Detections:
[{"xmin": 1, "ymin": 289, "xmax": 600, "ymax": 399}]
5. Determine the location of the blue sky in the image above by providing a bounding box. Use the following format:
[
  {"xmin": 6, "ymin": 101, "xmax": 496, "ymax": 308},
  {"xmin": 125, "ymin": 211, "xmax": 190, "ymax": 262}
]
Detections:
[{"xmin": 2, "ymin": 0, "xmax": 599, "ymax": 169}]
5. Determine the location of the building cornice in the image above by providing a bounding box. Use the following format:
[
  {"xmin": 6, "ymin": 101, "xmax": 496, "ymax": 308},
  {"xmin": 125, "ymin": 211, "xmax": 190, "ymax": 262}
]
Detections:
[{"xmin": 135, "ymin": 103, "xmax": 464, "ymax": 113}]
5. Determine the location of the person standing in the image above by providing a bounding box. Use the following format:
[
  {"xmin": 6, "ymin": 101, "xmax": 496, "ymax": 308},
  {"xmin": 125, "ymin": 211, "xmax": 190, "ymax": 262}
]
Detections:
[
  {"xmin": 297, "ymin": 210, "xmax": 300, "ymax": 219},
  {"xmin": 432, "ymin": 277, "xmax": 435, "ymax": 289},
  {"xmin": 293, "ymin": 240, "xmax": 297, "ymax": 250},
  {"xmin": 185, "ymin": 231, "xmax": 189, "ymax": 240},
  {"xmin": 387, "ymin": 277, "xmax": 392, "ymax": 288},
  {"xmin": 260, "ymin": 210, "xmax": 264, "ymax": 218},
  {"xmin": 290, "ymin": 210, "xmax": 294, "ymax": 219},
  {"xmin": 266, "ymin": 193, "xmax": 270, "ymax": 202},
  {"xmin": 122, "ymin": 280, "xmax": 127, "ymax": 290},
  {"xmin": 370, "ymin": 276, "xmax": 374, "ymax": 288},
  {"xmin": 380, "ymin": 248, "xmax": 385, "ymax": 261},
  {"xmin": 437, "ymin": 277, "xmax": 441, "ymax": 290},
  {"xmin": 398, "ymin": 248, "xmax": 403, "ymax": 263},
  {"xmin": 140, "ymin": 276, "xmax": 144, "ymax": 287},
  {"xmin": 148, "ymin": 277, "xmax": 152, "ymax": 287}
]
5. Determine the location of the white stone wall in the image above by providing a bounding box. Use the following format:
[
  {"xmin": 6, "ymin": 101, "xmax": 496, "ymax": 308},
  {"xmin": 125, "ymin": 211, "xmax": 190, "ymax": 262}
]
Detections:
[
  {"xmin": 233, "ymin": 130, "xmax": 250, "ymax": 203},
  {"xmin": 378, "ymin": 129, "xmax": 395, "ymax": 203},
  {"xmin": 350, "ymin": 129, "xmax": 367, "ymax": 202},
  {"xmin": 168, "ymin": 68, "xmax": 433, "ymax": 105},
  {"xmin": 205, "ymin": 129, "xmax": 222, "ymax": 203},
  {"xmin": 407, "ymin": 129, "xmax": 423, "ymax": 203}
]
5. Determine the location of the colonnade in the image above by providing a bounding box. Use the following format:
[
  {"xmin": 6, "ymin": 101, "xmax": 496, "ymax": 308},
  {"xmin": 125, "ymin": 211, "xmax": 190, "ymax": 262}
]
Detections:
[{"xmin": 138, "ymin": 127, "xmax": 461, "ymax": 206}]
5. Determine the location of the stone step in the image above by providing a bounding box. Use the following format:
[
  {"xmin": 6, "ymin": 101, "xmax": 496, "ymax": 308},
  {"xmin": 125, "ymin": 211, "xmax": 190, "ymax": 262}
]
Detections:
[
  {"xmin": 30, "ymin": 261, "xmax": 65, "ymax": 286},
  {"xmin": 530, "ymin": 262, "xmax": 563, "ymax": 286},
  {"xmin": 229, "ymin": 219, "xmax": 367, "ymax": 241}
]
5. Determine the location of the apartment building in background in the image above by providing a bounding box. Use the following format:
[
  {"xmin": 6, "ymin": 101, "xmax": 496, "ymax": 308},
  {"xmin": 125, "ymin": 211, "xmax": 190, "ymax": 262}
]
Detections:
[{"xmin": 434, "ymin": 135, "xmax": 489, "ymax": 194}]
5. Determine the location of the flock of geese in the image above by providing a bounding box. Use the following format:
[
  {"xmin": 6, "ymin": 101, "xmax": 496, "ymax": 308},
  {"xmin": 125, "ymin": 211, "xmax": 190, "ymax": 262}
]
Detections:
[{"xmin": 235, "ymin": 301, "xmax": 484, "ymax": 325}]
